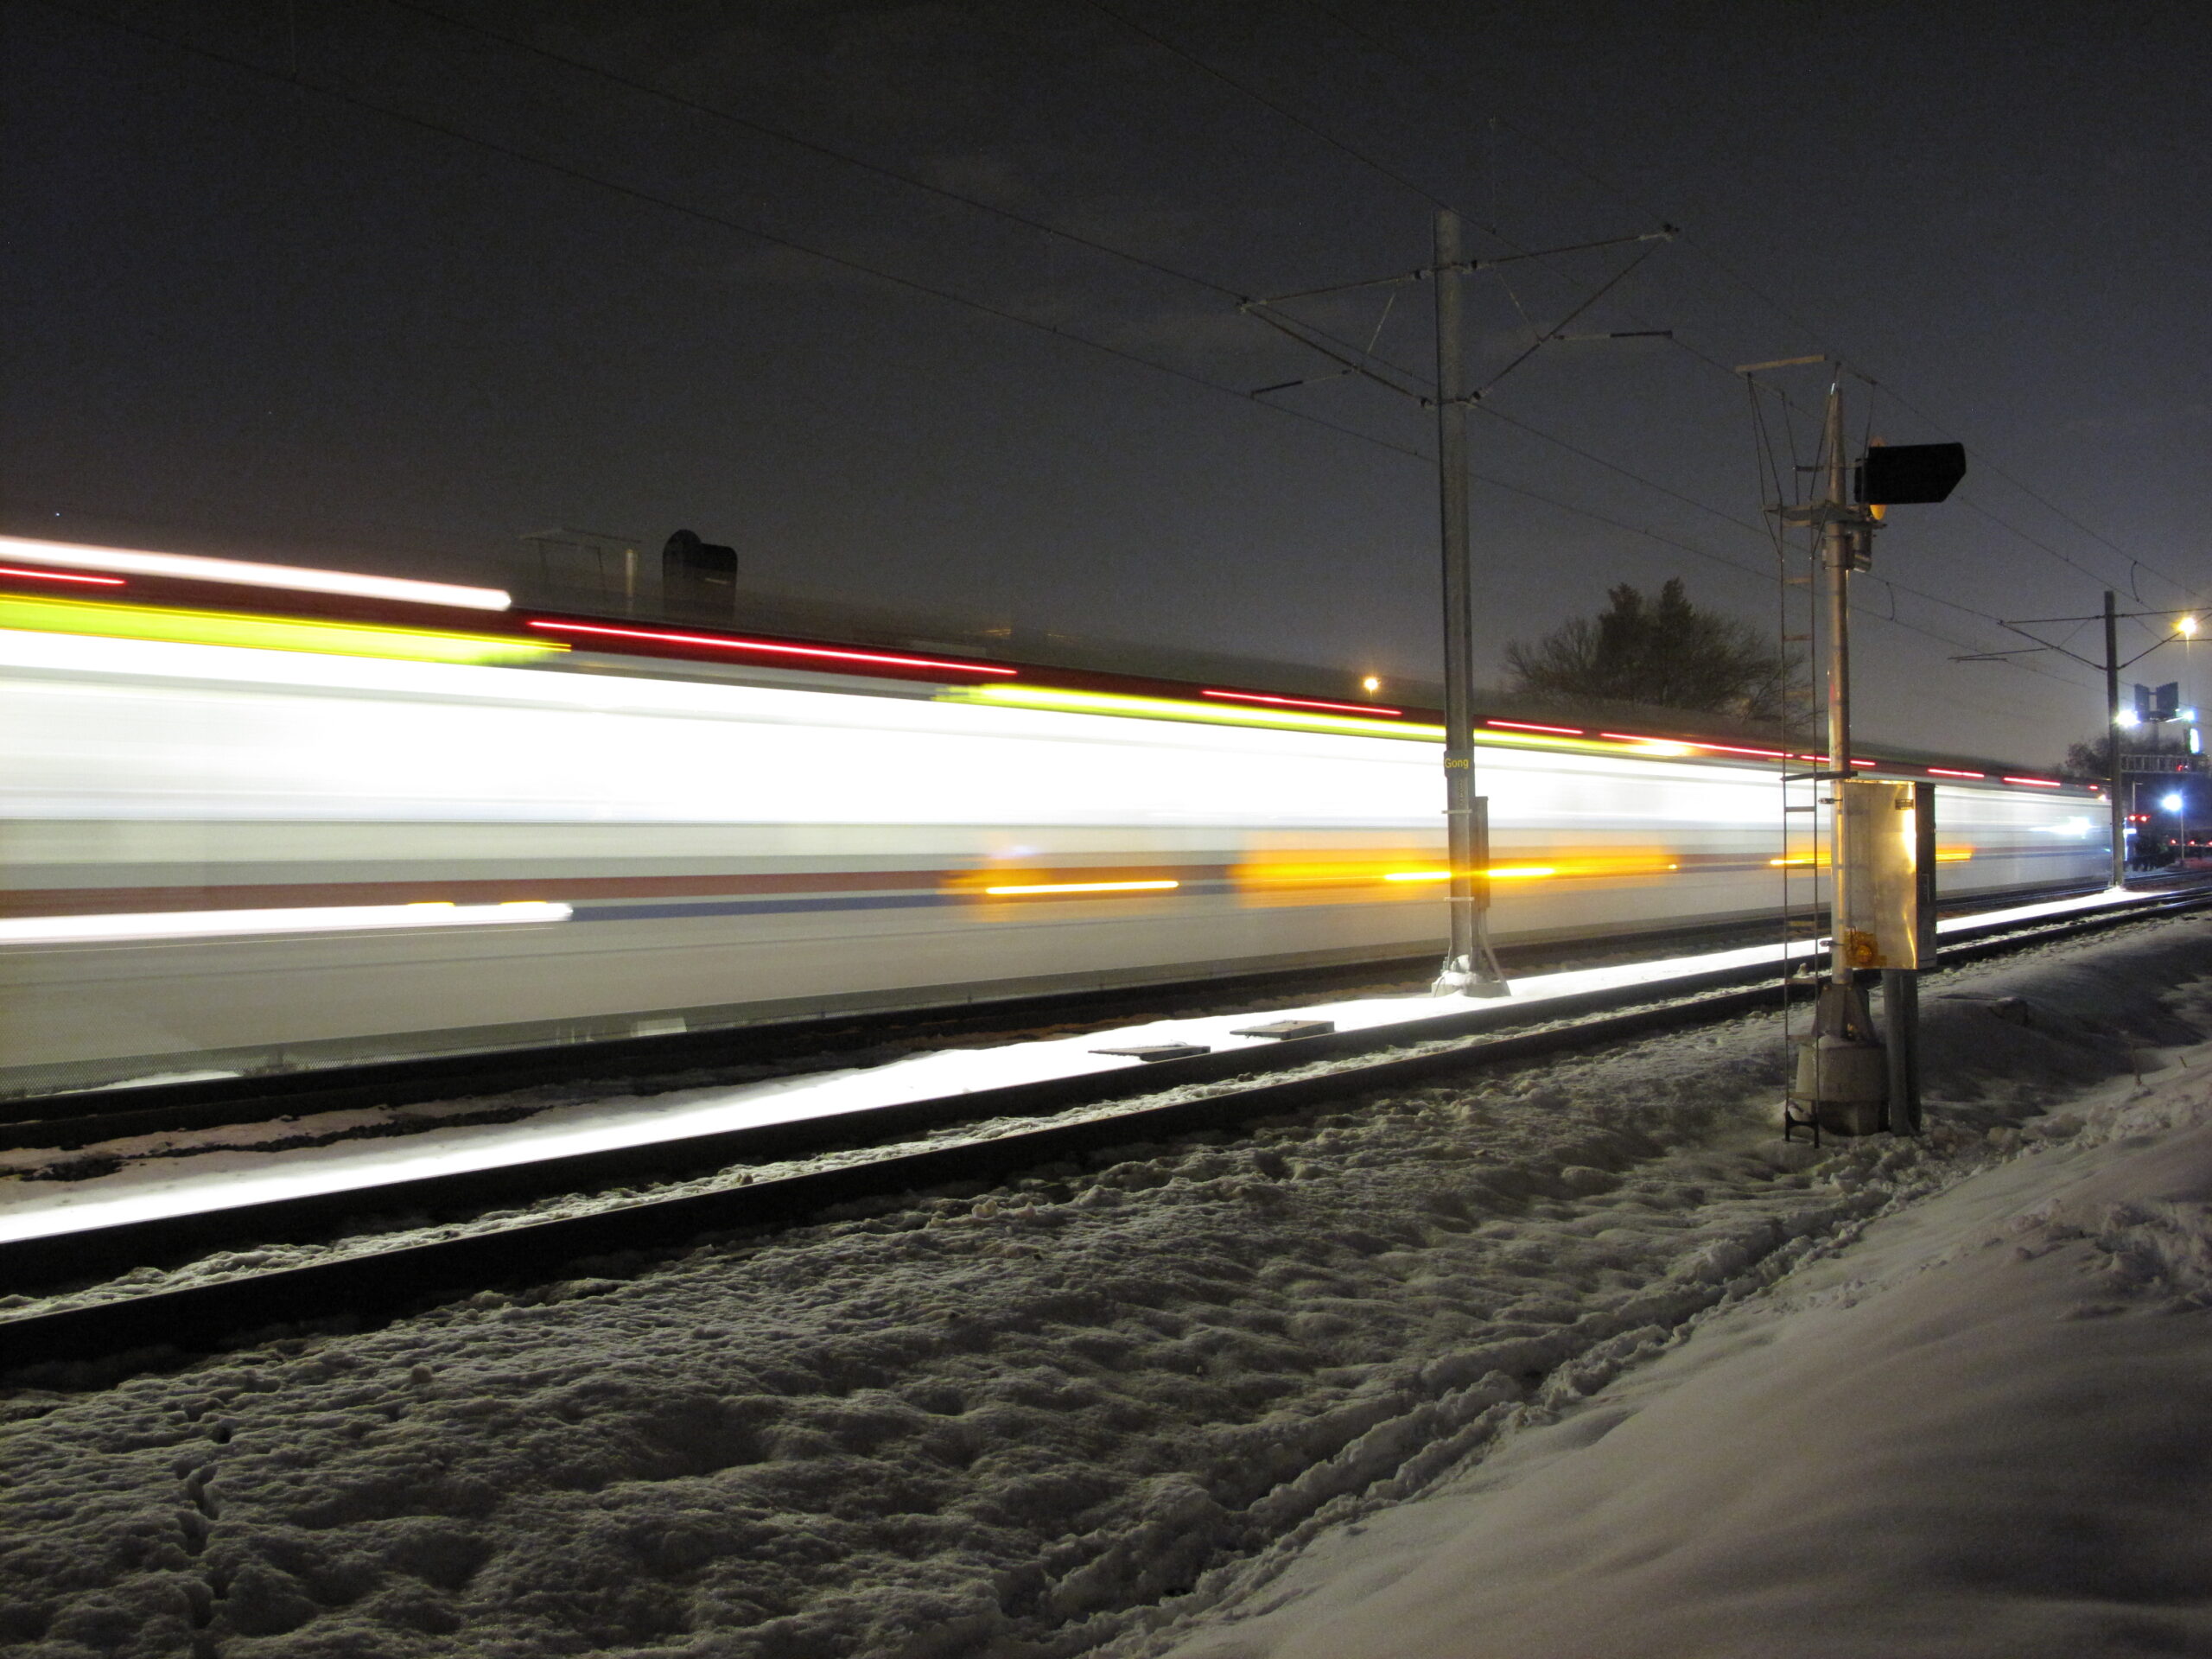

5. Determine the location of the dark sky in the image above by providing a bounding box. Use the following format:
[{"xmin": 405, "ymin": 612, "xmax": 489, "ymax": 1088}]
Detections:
[{"xmin": 6, "ymin": 0, "xmax": 2209, "ymax": 763}]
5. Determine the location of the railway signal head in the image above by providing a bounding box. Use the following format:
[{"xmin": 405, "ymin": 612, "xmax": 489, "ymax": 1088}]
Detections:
[{"xmin": 1855, "ymin": 442, "xmax": 1967, "ymax": 505}]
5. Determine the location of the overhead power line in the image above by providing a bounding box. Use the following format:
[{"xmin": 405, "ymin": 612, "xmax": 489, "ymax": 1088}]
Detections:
[
  {"xmin": 43, "ymin": 0, "xmax": 1421, "ymax": 467},
  {"xmin": 1084, "ymin": 1, "xmax": 1459, "ymax": 218},
  {"xmin": 1298, "ymin": 0, "xmax": 2197, "ymax": 611},
  {"xmin": 40, "ymin": 1, "xmax": 2083, "ymax": 685},
  {"xmin": 378, "ymin": 0, "xmax": 1251, "ymax": 303}
]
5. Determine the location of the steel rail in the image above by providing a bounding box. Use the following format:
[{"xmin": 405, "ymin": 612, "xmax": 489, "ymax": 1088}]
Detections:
[
  {"xmin": 0, "ymin": 883, "xmax": 2119, "ymax": 1154},
  {"xmin": 3, "ymin": 887, "xmax": 2206, "ymax": 1376}
]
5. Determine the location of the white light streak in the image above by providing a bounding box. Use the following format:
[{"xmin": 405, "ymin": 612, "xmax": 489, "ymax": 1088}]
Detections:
[
  {"xmin": 0, "ymin": 536, "xmax": 511, "ymax": 611},
  {"xmin": 0, "ymin": 901, "xmax": 570, "ymax": 946},
  {"xmin": 0, "ymin": 887, "xmax": 2151, "ymax": 1252}
]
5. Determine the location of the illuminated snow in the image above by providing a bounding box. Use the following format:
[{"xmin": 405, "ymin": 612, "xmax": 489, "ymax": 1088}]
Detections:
[{"xmin": 0, "ymin": 885, "xmax": 2145, "ymax": 1247}]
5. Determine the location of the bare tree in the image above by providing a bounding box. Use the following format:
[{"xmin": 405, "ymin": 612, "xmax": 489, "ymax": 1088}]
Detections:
[{"xmin": 1503, "ymin": 579, "xmax": 1801, "ymax": 726}]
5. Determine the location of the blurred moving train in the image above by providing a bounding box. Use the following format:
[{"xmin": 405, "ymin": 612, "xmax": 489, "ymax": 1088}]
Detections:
[{"xmin": 0, "ymin": 536, "xmax": 2109, "ymax": 1097}]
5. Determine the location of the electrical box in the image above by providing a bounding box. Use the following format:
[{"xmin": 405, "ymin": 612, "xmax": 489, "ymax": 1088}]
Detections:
[{"xmin": 1836, "ymin": 779, "xmax": 1921, "ymax": 969}]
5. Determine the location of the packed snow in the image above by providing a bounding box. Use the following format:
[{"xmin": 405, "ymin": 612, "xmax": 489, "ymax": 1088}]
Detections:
[{"xmin": 2, "ymin": 914, "xmax": 2209, "ymax": 1657}]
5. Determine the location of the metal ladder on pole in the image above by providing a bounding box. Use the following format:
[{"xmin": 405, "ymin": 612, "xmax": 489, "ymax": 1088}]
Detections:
[{"xmin": 1777, "ymin": 520, "xmax": 1825, "ymax": 1140}]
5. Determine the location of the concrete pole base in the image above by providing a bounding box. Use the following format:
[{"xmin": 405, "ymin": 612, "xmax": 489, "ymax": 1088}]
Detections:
[{"xmin": 1785, "ymin": 981, "xmax": 1890, "ymax": 1138}]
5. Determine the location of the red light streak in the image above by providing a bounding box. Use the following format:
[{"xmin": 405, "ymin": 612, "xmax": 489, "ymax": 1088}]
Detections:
[
  {"xmin": 2001, "ymin": 775, "xmax": 2063, "ymax": 788},
  {"xmin": 1201, "ymin": 689, "xmax": 1402, "ymax": 716},
  {"xmin": 525, "ymin": 620, "xmax": 1019, "ymax": 677},
  {"xmin": 1487, "ymin": 719, "xmax": 1583, "ymax": 735},
  {"xmin": 0, "ymin": 565, "xmax": 125, "ymax": 587},
  {"xmin": 1693, "ymin": 741, "xmax": 1788, "ymax": 759},
  {"xmin": 1927, "ymin": 766, "xmax": 1985, "ymax": 779}
]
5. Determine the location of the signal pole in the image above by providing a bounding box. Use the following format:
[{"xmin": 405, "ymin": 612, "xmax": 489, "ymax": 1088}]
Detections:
[
  {"xmin": 1239, "ymin": 215, "xmax": 1672, "ymax": 996},
  {"xmin": 1749, "ymin": 364, "xmax": 1965, "ymax": 1135},
  {"xmin": 1961, "ymin": 599, "xmax": 2201, "ymax": 885},
  {"xmin": 1801, "ymin": 379, "xmax": 1887, "ymax": 1133},
  {"xmin": 1820, "ymin": 383, "xmax": 1854, "ymax": 991},
  {"xmin": 1432, "ymin": 208, "xmax": 1508, "ymax": 997},
  {"xmin": 2107, "ymin": 591, "xmax": 2126, "ymax": 887}
]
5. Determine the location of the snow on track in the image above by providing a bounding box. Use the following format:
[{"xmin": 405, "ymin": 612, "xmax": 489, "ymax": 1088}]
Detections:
[{"xmin": 2, "ymin": 916, "xmax": 2207, "ymax": 1658}]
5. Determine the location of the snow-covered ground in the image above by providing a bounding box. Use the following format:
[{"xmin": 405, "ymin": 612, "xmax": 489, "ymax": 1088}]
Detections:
[{"xmin": 3, "ymin": 916, "xmax": 2209, "ymax": 1658}]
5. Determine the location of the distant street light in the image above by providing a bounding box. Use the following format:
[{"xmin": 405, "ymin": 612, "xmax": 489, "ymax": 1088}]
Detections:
[{"xmin": 2164, "ymin": 792, "xmax": 2185, "ymax": 812}]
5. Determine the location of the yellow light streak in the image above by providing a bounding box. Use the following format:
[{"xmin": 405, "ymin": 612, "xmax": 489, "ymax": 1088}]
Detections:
[
  {"xmin": 1383, "ymin": 865, "xmax": 1559, "ymax": 882},
  {"xmin": 940, "ymin": 683, "xmax": 1751, "ymax": 766},
  {"xmin": 945, "ymin": 683, "xmax": 1435, "ymax": 741},
  {"xmin": 980, "ymin": 879, "xmax": 1181, "ymax": 897},
  {"xmin": 0, "ymin": 594, "xmax": 566, "ymax": 665}
]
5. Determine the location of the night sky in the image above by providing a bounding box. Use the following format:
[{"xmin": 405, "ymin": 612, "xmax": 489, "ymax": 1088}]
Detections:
[{"xmin": 7, "ymin": 1, "xmax": 2209, "ymax": 764}]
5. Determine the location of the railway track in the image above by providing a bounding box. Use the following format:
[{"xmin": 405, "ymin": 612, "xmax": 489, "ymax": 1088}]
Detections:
[
  {"xmin": 0, "ymin": 882, "xmax": 2126, "ymax": 1157},
  {"xmin": 4, "ymin": 881, "xmax": 2206, "ymax": 1377}
]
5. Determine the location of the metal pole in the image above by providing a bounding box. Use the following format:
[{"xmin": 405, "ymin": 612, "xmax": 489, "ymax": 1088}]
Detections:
[
  {"xmin": 2106, "ymin": 591, "xmax": 2126, "ymax": 886},
  {"xmin": 1821, "ymin": 382, "xmax": 1853, "ymax": 988},
  {"xmin": 1882, "ymin": 969, "xmax": 1920, "ymax": 1131},
  {"xmin": 1431, "ymin": 207, "xmax": 1506, "ymax": 996},
  {"xmin": 1793, "ymin": 377, "xmax": 1885, "ymax": 1136},
  {"xmin": 1882, "ymin": 780, "xmax": 1936, "ymax": 1135}
]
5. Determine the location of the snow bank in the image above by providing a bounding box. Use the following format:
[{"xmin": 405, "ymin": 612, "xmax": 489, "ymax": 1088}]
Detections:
[
  {"xmin": 2, "ymin": 918, "xmax": 2209, "ymax": 1658},
  {"xmin": 1143, "ymin": 950, "xmax": 2212, "ymax": 1657}
]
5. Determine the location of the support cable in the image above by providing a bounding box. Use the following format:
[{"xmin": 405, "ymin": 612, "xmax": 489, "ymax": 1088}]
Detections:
[
  {"xmin": 1299, "ymin": 0, "xmax": 2200, "ymax": 611},
  {"xmin": 40, "ymin": 1, "xmax": 2101, "ymax": 690}
]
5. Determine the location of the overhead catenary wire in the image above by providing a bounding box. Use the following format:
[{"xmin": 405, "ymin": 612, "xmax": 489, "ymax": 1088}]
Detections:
[
  {"xmin": 0, "ymin": 9, "xmax": 1729, "ymax": 594},
  {"xmin": 1297, "ymin": 0, "xmax": 2199, "ymax": 615},
  {"xmin": 1083, "ymin": 0, "xmax": 1461, "ymax": 219},
  {"xmin": 1073, "ymin": 1, "xmax": 2067, "ymax": 685},
  {"xmin": 40, "ymin": 0, "xmax": 1433, "ymax": 472},
  {"xmin": 375, "ymin": 0, "xmax": 1254, "ymax": 305},
  {"xmin": 38, "ymin": 1, "xmax": 2090, "ymax": 696}
]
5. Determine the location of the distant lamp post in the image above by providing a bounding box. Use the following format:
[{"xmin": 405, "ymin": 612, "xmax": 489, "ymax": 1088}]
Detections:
[
  {"xmin": 1361, "ymin": 676, "xmax": 1382, "ymax": 694},
  {"xmin": 2182, "ymin": 615, "xmax": 2200, "ymax": 638},
  {"xmin": 2164, "ymin": 792, "xmax": 2185, "ymax": 812}
]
